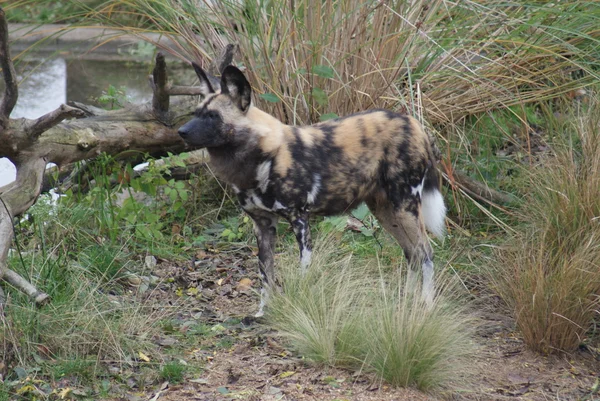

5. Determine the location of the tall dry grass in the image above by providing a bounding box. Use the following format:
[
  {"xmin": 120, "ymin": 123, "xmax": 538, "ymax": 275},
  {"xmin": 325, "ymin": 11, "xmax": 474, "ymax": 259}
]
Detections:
[
  {"xmin": 491, "ymin": 97, "xmax": 600, "ymax": 353},
  {"xmin": 64, "ymin": 0, "xmax": 599, "ymax": 126}
]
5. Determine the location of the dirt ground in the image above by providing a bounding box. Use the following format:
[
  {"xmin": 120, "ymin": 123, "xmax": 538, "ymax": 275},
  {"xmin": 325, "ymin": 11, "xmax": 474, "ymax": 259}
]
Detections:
[{"xmin": 113, "ymin": 249, "xmax": 600, "ymax": 401}]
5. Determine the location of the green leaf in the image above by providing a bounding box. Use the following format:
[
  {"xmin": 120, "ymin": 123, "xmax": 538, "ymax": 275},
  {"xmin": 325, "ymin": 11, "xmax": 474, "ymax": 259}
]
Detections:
[
  {"xmin": 319, "ymin": 113, "xmax": 338, "ymax": 121},
  {"xmin": 311, "ymin": 88, "xmax": 328, "ymax": 106},
  {"xmin": 351, "ymin": 203, "xmax": 370, "ymax": 220},
  {"xmin": 260, "ymin": 93, "xmax": 280, "ymax": 103},
  {"xmin": 312, "ymin": 64, "xmax": 334, "ymax": 79}
]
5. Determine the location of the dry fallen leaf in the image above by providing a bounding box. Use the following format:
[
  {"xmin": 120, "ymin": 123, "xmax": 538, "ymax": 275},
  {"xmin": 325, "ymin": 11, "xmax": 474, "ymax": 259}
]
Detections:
[
  {"xmin": 236, "ymin": 278, "xmax": 253, "ymax": 292},
  {"xmin": 138, "ymin": 351, "xmax": 151, "ymax": 362}
]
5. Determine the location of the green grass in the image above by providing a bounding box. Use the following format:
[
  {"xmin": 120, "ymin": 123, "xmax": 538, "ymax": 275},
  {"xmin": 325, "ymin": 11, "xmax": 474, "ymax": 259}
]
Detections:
[
  {"xmin": 0, "ymin": 158, "xmax": 193, "ymax": 391},
  {"xmin": 266, "ymin": 235, "xmax": 474, "ymax": 391},
  {"xmin": 160, "ymin": 361, "xmax": 186, "ymax": 384},
  {"xmin": 50, "ymin": 358, "xmax": 97, "ymax": 383}
]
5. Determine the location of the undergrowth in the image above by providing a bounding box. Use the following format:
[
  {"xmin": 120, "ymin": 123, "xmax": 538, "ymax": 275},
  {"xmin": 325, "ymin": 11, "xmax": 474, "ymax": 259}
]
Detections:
[
  {"xmin": 267, "ymin": 235, "xmax": 474, "ymax": 391},
  {"xmin": 491, "ymin": 97, "xmax": 600, "ymax": 353}
]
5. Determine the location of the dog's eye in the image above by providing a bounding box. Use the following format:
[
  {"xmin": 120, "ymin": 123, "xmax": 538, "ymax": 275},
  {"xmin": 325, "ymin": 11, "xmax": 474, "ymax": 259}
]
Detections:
[{"xmin": 205, "ymin": 111, "xmax": 218, "ymax": 119}]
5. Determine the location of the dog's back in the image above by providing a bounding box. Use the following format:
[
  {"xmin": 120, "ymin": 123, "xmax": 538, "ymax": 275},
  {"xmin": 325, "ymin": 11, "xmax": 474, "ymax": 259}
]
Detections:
[{"xmin": 261, "ymin": 110, "xmax": 437, "ymax": 220}]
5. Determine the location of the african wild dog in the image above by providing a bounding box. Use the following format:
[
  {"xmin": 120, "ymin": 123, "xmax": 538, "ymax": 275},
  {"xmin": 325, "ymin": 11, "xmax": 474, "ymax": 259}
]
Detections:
[{"xmin": 178, "ymin": 64, "xmax": 446, "ymax": 317}]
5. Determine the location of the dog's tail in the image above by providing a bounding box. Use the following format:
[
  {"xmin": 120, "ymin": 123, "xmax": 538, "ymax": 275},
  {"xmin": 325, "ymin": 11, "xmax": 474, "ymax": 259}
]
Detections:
[{"xmin": 422, "ymin": 152, "xmax": 446, "ymax": 239}]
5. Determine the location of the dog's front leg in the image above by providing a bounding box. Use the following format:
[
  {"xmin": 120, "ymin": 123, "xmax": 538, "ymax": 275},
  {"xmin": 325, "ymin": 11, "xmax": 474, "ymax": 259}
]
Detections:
[
  {"xmin": 289, "ymin": 211, "xmax": 312, "ymax": 272},
  {"xmin": 248, "ymin": 212, "xmax": 278, "ymax": 317}
]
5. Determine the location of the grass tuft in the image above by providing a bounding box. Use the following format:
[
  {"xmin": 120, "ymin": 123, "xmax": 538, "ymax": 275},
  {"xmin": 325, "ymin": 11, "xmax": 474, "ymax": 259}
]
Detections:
[
  {"xmin": 267, "ymin": 236, "xmax": 474, "ymax": 390},
  {"xmin": 160, "ymin": 361, "xmax": 186, "ymax": 384},
  {"xmin": 491, "ymin": 98, "xmax": 600, "ymax": 353}
]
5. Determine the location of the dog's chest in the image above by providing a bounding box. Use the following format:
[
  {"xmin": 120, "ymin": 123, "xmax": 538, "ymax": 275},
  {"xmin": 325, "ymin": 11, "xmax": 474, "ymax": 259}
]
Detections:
[
  {"xmin": 235, "ymin": 186, "xmax": 291, "ymax": 215},
  {"xmin": 237, "ymin": 157, "xmax": 327, "ymax": 214}
]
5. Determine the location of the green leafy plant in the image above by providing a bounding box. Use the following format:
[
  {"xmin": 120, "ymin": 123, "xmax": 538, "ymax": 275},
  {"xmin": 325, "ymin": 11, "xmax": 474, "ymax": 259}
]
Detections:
[
  {"xmin": 96, "ymin": 84, "xmax": 127, "ymax": 110},
  {"xmin": 219, "ymin": 215, "xmax": 253, "ymax": 242}
]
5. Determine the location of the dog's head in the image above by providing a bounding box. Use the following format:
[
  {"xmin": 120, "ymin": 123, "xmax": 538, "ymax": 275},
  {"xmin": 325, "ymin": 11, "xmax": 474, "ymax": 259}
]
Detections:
[{"xmin": 178, "ymin": 64, "xmax": 252, "ymax": 148}]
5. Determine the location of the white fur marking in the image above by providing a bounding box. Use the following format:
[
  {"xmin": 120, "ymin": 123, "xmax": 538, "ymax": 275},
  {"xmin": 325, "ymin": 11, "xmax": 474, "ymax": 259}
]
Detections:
[
  {"xmin": 422, "ymin": 259, "xmax": 435, "ymax": 306},
  {"xmin": 421, "ymin": 189, "xmax": 447, "ymax": 238},
  {"xmin": 256, "ymin": 161, "xmax": 271, "ymax": 192},
  {"xmin": 300, "ymin": 248, "xmax": 312, "ymax": 271},
  {"xmin": 411, "ymin": 180, "xmax": 424, "ymax": 197},
  {"xmin": 307, "ymin": 174, "xmax": 321, "ymax": 204},
  {"xmin": 273, "ymin": 200, "xmax": 287, "ymax": 211},
  {"xmin": 249, "ymin": 192, "xmax": 270, "ymax": 211},
  {"xmin": 255, "ymin": 287, "xmax": 268, "ymax": 317},
  {"xmin": 231, "ymin": 184, "xmax": 240, "ymax": 194}
]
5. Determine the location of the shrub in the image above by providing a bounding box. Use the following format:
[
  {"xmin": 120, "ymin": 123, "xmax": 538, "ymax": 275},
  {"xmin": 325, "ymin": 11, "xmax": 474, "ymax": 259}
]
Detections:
[{"xmin": 491, "ymin": 98, "xmax": 600, "ymax": 353}]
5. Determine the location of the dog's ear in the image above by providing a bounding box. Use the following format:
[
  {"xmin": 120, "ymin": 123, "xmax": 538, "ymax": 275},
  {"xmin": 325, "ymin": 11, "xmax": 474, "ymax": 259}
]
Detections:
[
  {"xmin": 192, "ymin": 62, "xmax": 216, "ymax": 96},
  {"xmin": 220, "ymin": 65, "xmax": 251, "ymax": 113}
]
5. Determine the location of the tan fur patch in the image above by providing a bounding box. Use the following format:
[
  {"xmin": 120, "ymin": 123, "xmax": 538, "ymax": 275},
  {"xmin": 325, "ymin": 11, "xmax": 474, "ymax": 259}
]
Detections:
[
  {"xmin": 407, "ymin": 116, "xmax": 428, "ymax": 156},
  {"xmin": 246, "ymin": 107, "xmax": 286, "ymax": 154},
  {"xmin": 332, "ymin": 118, "xmax": 365, "ymax": 161},
  {"xmin": 296, "ymin": 127, "xmax": 325, "ymax": 147},
  {"xmin": 274, "ymin": 136, "xmax": 292, "ymax": 177}
]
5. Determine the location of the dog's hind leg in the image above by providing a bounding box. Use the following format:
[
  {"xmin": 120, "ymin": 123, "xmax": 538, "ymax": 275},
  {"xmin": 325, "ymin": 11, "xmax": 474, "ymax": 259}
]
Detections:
[
  {"xmin": 247, "ymin": 211, "xmax": 279, "ymax": 317},
  {"xmin": 366, "ymin": 196, "xmax": 435, "ymax": 304}
]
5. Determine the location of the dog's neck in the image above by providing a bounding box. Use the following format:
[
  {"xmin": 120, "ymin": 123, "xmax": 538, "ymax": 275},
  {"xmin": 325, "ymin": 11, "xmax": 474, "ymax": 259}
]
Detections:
[
  {"xmin": 206, "ymin": 106, "xmax": 288, "ymax": 190},
  {"xmin": 206, "ymin": 142, "xmax": 266, "ymax": 190}
]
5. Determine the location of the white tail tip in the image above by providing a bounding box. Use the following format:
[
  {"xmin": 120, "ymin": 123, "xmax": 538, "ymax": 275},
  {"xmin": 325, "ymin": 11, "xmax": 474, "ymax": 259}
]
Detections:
[{"xmin": 422, "ymin": 189, "xmax": 446, "ymax": 238}]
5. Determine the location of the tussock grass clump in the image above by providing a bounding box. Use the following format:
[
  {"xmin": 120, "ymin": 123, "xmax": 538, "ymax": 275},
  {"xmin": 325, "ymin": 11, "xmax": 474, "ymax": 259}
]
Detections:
[
  {"xmin": 267, "ymin": 237, "xmax": 474, "ymax": 391},
  {"xmin": 492, "ymin": 100, "xmax": 600, "ymax": 353},
  {"xmin": 365, "ymin": 277, "xmax": 473, "ymax": 389}
]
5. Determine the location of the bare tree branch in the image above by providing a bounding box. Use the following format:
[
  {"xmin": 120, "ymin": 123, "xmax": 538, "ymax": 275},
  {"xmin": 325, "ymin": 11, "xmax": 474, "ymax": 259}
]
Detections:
[
  {"xmin": 0, "ymin": 7, "xmax": 18, "ymax": 127},
  {"xmin": 0, "ymin": 156, "xmax": 49, "ymax": 306},
  {"xmin": 26, "ymin": 104, "xmax": 86, "ymax": 138},
  {"xmin": 168, "ymin": 85, "xmax": 205, "ymax": 96},
  {"xmin": 2, "ymin": 269, "xmax": 49, "ymax": 305}
]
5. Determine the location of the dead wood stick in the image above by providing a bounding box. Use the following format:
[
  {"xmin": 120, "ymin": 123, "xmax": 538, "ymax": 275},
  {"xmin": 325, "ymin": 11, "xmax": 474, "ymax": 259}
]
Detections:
[
  {"xmin": 0, "ymin": 157, "xmax": 49, "ymax": 305},
  {"xmin": 2, "ymin": 269, "xmax": 49, "ymax": 305},
  {"xmin": 448, "ymin": 170, "xmax": 516, "ymax": 205},
  {"xmin": 211, "ymin": 43, "xmax": 236, "ymax": 75},
  {"xmin": 26, "ymin": 104, "xmax": 86, "ymax": 138}
]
